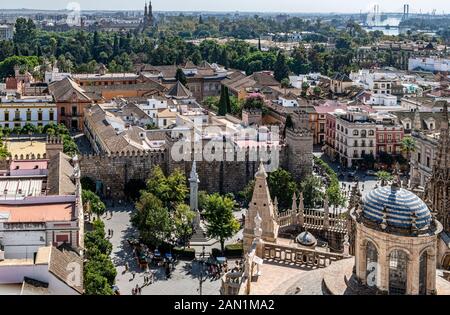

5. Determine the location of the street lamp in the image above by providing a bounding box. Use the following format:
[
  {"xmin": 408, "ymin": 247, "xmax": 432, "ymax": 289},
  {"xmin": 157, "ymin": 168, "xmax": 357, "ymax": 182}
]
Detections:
[{"xmin": 198, "ymin": 247, "xmax": 207, "ymax": 296}]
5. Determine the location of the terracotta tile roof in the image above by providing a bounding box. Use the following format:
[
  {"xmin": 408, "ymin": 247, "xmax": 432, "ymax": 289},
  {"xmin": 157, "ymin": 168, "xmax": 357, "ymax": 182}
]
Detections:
[
  {"xmin": 85, "ymin": 104, "xmax": 152, "ymax": 153},
  {"xmin": 249, "ymin": 72, "xmax": 281, "ymax": 87},
  {"xmin": 47, "ymin": 152, "xmax": 76, "ymax": 196},
  {"xmin": 157, "ymin": 108, "xmax": 178, "ymax": 118},
  {"xmin": 48, "ymin": 77, "xmax": 91, "ymax": 102},
  {"xmin": 48, "ymin": 246, "xmax": 83, "ymax": 294},
  {"xmin": 166, "ymin": 81, "xmax": 193, "ymax": 99}
]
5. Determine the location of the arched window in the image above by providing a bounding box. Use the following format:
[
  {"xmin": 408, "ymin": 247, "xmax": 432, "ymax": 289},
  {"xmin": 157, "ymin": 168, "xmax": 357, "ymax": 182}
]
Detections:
[
  {"xmin": 366, "ymin": 241, "xmax": 378, "ymax": 288},
  {"xmin": 419, "ymin": 251, "xmax": 428, "ymax": 295},
  {"xmin": 389, "ymin": 250, "xmax": 408, "ymax": 295}
]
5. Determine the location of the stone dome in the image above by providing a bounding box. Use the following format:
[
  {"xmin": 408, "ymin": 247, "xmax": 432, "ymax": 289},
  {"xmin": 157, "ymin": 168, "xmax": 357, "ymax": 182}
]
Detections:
[
  {"xmin": 296, "ymin": 231, "xmax": 317, "ymax": 247},
  {"xmin": 363, "ymin": 186, "xmax": 431, "ymax": 229}
]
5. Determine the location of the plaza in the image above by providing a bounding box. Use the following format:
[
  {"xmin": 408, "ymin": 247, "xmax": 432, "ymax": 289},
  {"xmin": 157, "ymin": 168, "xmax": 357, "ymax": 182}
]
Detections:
[{"xmin": 102, "ymin": 202, "xmax": 244, "ymax": 295}]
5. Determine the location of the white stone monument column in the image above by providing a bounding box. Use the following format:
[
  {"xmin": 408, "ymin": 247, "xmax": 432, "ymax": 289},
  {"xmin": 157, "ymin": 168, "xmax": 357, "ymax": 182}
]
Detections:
[{"xmin": 189, "ymin": 160, "xmax": 200, "ymax": 226}]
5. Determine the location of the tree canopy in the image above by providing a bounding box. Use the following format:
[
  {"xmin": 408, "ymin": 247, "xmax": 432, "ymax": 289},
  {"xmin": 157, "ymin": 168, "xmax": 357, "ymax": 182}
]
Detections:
[{"xmin": 203, "ymin": 193, "xmax": 240, "ymax": 252}]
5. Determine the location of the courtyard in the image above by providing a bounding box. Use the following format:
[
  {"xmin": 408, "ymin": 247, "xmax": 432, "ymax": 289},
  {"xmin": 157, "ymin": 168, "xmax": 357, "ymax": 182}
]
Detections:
[{"xmin": 101, "ymin": 202, "xmax": 243, "ymax": 295}]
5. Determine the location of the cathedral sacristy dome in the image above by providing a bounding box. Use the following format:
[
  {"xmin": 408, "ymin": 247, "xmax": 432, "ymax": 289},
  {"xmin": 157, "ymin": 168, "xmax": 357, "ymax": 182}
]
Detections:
[{"xmin": 363, "ymin": 186, "xmax": 431, "ymax": 230}]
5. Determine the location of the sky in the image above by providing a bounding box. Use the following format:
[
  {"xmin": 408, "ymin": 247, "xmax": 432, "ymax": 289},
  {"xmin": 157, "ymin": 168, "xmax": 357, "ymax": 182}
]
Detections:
[{"xmin": 2, "ymin": 0, "xmax": 450, "ymax": 14}]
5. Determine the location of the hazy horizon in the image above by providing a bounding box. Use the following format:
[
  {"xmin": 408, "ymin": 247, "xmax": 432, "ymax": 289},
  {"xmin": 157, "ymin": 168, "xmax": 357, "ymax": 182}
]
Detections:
[{"xmin": 1, "ymin": 0, "xmax": 450, "ymax": 14}]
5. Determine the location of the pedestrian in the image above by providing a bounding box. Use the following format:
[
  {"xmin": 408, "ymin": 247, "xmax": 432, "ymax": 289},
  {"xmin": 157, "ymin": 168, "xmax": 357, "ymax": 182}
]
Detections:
[
  {"xmin": 131, "ymin": 270, "xmax": 136, "ymax": 280},
  {"xmin": 132, "ymin": 288, "xmax": 135, "ymax": 295},
  {"xmin": 111, "ymin": 229, "xmax": 114, "ymax": 237},
  {"xmin": 138, "ymin": 287, "xmax": 142, "ymax": 295}
]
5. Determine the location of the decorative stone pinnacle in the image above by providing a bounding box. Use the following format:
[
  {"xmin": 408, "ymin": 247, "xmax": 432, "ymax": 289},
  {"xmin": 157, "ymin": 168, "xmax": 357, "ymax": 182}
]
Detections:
[
  {"xmin": 254, "ymin": 212, "xmax": 262, "ymax": 238},
  {"xmin": 256, "ymin": 161, "xmax": 267, "ymax": 178}
]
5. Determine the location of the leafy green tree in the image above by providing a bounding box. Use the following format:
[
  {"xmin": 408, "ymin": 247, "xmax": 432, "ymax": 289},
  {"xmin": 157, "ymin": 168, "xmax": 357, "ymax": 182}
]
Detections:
[
  {"xmin": 290, "ymin": 45, "xmax": 310, "ymax": 74},
  {"xmin": 85, "ymin": 221, "xmax": 112, "ymax": 257},
  {"xmin": 175, "ymin": 68, "xmax": 187, "ymax": 86},
  {"xmin": 84, "ymin": 253, "xmax": 116, "ymax": 285},
  {"xmin": 280, "ymin": 78, "xmax": 291, "ymax": 94},
  {"xmin": 62, "ymin": 135, "xmax": 79, "ymax": 157},
  {"xmin": 313, "ymin": 86, "xmax": 322, "ymax": 97},
  {"xmin": 274, "ymin": 51, "xmax": 289, "ymax": 82},
  {"xmin": 0, "ymin": 55, "xmax": 39, "ymax": 80},
  {"xmin": 198, "ymin": 191, "xmax": 209, "ymax": 211},
  {"xmin": 238, "ymin": 180, "xmax": 255, "ymax": 208},
  {"xmin": 84, "ymin": 271, "xmax": 114, "ymax": 295},
  {"xmin": 326, "ymin": 184, "xmax": 346, "ymax": 208},
  {"xmin": 82, "ymin": 190, "xmax": 106, "ymax": 218},
  {"xmin": 301, "ymin": 82, "xmax": 310, "ymax": 97},
  {"xmin": 132, "ymin": 192, "xmax": 171, "ymax": 248},
  {"xmin": 173, "ymin": 204, "xmax": 196, "ymax": 246},
  {"xmin": 84, "ymin": 219, "xmax": 115, "ymax": 295},
  {"xmin": 204, "ymin": 193, "xmax": 240, "ymax": 252},
  {"xmin": 300, "ymin": 175, "xmax": 324, "ymax": 209},
  {"xmin": 146, "ymin": 166, "xmax": 188, "ymax": 210},
  {"xmin": 267, "ymin": 168, "xmax": 298, "ymax": 210},
  {"xmin": 218, "ymin": 85, "xmax": 228, "ymax": 116}
]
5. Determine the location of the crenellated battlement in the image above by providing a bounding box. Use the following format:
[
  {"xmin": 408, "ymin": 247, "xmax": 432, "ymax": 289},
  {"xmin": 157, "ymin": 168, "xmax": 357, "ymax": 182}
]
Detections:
[
  {"xmin": 0, "ymin": 153, "xmax": 48, "ymax": 161},
  {"xmin": 80, "ymin": 149, "xmax": 166, "ymax": 160}
]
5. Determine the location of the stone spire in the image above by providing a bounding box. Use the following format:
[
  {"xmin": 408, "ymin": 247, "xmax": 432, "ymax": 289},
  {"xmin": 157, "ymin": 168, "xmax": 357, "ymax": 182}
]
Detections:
[
  {"xmin": 426, "ymin": 101, "xmax": 450, "ymax": 232},
  {"xmin": 291, "ymin": 192, "xmax": 298, "ymax": 212},
  {"xmin": 243, "ymin": 162, "xmax": 279, "ymax": 253}
]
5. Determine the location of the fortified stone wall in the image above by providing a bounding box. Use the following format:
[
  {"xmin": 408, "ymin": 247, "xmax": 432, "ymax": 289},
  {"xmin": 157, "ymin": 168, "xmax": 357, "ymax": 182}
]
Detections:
[
  {"xmin": 79, "ymin": 150, "xmax": 167, "ymax": 197},
  {"xmin": 79, "ymin": 146, "xmax": 290, "ymax": 198}
]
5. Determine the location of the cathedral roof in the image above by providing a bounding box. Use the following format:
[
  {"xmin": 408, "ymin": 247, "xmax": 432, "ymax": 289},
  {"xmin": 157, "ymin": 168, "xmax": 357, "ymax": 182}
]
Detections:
[{"xmin": 363, "ymin": 186, "xmax": 431, "ymax": 229}]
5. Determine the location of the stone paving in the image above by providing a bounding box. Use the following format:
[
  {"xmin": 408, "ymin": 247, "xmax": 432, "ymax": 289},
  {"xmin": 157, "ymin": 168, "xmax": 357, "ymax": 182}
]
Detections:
[{"xmin": 101, "ymin": 202, "xmax": 243, "ymax": 295}]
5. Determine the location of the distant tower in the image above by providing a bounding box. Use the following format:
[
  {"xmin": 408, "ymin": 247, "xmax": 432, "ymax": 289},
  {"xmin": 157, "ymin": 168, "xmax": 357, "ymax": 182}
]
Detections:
[{"xmin": 143, "ymin": 1, "xmax": 154, "ymax": 29}]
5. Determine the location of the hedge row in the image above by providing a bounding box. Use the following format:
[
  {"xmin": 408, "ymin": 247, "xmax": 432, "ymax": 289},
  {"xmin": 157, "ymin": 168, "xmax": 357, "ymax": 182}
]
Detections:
[
  {"xmin": 211, "ymin": 243, "xmax": 244, "ymax": 258},
  {"xmin": 173, "ymin": 247, "xmax": 196, "ymax": 260}
]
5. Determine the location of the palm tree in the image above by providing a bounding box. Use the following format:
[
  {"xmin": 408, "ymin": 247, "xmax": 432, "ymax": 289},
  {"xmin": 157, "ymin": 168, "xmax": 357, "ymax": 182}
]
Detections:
[
  {"xmin": 401, "ymin": 136, "xmax": 416, "ymax": 160},
  {"xmin": 376, "ymin": 171, "xmax": 393, "ymax": 186}
]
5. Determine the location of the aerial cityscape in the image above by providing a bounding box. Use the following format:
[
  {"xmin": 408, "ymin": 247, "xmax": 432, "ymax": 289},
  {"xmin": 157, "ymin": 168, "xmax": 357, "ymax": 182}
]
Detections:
[{"xmin": 0, "ymin": 0, "xmax": 449, "ymax": 298}]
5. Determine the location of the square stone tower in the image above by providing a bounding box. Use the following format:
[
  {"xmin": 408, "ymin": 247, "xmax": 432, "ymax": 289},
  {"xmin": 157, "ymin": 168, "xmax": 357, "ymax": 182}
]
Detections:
[{"xmin": 285, "ymin": 110, "xmax": 313, "ymax": 182}]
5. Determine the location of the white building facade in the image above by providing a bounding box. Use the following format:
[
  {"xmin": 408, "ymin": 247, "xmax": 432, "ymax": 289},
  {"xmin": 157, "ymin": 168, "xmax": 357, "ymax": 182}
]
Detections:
[
  {"xmin": 0, "ymin": 97, "xmax": 57, "ymax": 129},
  {"xmin": 335, "ymin": 109, "xmax": 377, "ymax": 168},
  {"xmin": 409, "ymin": 57, "xmax": 450, "ymax": 73}
]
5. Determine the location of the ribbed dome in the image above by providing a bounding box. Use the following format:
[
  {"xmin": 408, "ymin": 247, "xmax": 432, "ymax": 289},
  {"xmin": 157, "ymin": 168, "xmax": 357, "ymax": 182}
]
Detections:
[
  {"xmin": 296, "ymin": 231, "xmax": 317, "ymax": 247},
  {"xmin": 363, "ymin": 186, "xmax": 431, "ymax": 229}
]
